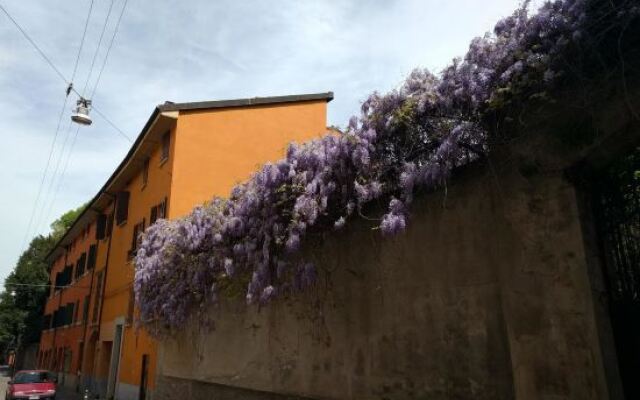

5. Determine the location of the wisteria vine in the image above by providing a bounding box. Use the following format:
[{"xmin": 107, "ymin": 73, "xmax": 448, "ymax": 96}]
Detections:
[{"xmin": 134, "ymin": 0, "xmax": 639, "ymax": 336}]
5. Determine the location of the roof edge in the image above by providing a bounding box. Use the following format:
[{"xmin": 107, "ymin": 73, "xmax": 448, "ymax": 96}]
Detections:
[
  {"xmin": 44, "ymin": 107, "xmax": 163, "ymax": 262},
  {"xmin": 158, "ymin": 92, "xmax": 333, "ymax": 112},
  {"xmin": 43, "ymin": 91, "xmax": 335, "ymax": 262}
]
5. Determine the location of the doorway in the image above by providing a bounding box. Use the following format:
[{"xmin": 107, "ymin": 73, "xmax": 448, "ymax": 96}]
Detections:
[
  {"xmin": 106, "ymin": 324, "xmax": 124, "ymax": 399},
  {"xmin": 139, "ymin": 354, "xmax": 149, "ymax": 400}
]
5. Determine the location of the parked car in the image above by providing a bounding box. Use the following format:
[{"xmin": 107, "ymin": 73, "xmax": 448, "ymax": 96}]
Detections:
[{"xmin": 5, "ymin": 370, "xmax": 56, "ymax": 400}]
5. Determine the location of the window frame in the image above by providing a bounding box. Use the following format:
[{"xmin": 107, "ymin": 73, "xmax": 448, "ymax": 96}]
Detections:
[{"xmin": 128, "ymin": 218, "xmax": 146, "ymax": 260}]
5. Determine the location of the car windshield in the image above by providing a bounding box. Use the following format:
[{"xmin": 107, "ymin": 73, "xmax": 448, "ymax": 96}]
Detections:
[{"xmin": 12, "ymin": 372, "xmax": 51, "ymax": 384}]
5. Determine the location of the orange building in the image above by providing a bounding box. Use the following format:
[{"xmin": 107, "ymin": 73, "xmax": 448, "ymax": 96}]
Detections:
[{"xmin": 40, "ymin": 92, "xmax": 333, "ymax": 399}]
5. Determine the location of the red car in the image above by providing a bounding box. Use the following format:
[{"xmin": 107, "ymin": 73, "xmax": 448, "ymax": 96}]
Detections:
[{"xmin": 5, "ymin": 370, "xmax": 56, "ymax": 400}]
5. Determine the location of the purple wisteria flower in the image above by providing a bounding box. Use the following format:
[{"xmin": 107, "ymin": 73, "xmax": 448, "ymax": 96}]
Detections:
[{"xmin": 133, "ymin": 0, "xmax": 636, "ymax": 336}]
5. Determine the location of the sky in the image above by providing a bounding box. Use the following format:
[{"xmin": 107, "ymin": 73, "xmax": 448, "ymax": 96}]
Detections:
[{"xmin": 0, "ymin": 0, "xmax": 543, "ymax": 286}]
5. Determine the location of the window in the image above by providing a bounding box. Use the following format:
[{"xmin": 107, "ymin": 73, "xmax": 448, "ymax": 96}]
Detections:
[
  {"xmin": 150, "ymin": 197, "xmax": 168, "ymax": 224},
  {"xmin": 53, "ymin": 302, "xmax": 74, "ymax": 328},
  {"xmin": 158, "ymin": 197, "xmax": 167, "ymax": 219},
  {"xmin": 74, "ymin": 300, "xmax": 79, "ymax": 323},
  {"xmin": 106, "ymin": 212, "xmax": 114, "ymax": 237},
  {"xmin": 75, "ymin": 253, "xmax": 87, "ymax": 279},
  {"xmin": 96, "ymin": 214, "xmax": 107, "ymax": 240},
  {"xmin": 116, "ymin": 191, "xmax": 130, "ymax": 225},
  {"xmin": 129, "ymin": 219, "xmax": 146, "ymax": 259},
  {"xmin": 56, "ymin": 265, "xmax": 73, "ymax": 289},
  {"xmin": 142, "ymin": 158, "xmax": 149, "ymax": 188},
  {"xmin": 161, "ymin": 131, "xmax": 170, "ymax": 162},
  {"xmin": 150, "ymin": 206, "xmax": 157, "ymax": 225}
]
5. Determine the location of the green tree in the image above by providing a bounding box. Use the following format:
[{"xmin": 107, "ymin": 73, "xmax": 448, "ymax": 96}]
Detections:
[
  {"xmin": 50, "ymin": 203, "xmax": 87, "ymax": 240},
  {"xmin": 0, "ymin": 204, "xmax": 85, "ymax": 359}
]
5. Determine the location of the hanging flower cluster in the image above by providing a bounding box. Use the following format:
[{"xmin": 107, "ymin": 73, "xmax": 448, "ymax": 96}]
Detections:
[{"xmin": 134, "ymin": 0, "xmax": 639, "ymax": 336}]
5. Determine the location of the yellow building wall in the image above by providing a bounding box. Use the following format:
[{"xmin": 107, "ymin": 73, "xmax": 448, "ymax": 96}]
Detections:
[
  {"xmin": 99, "ymin": 126, "xmax": 176, "ymax": 390},
  {"xmin": 41, "ymin": 220, "xmax": 99, "ymax": 374},
  {"xmin": 98, "ymin": 98, "xmax": 328, "ymax": 393},
  {"xmin": 169, "ymin": 100, "xmax": 329, "ymax": 217}
]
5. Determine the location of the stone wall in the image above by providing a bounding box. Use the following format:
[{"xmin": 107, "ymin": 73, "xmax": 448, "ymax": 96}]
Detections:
[{"xmin": 154, "ymin": 155, "xmax": 614, "ymax": 400}]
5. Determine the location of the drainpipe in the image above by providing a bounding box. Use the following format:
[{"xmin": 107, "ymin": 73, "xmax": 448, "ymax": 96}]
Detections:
[
  {"xmin": 94, "ymin": 195, "xmax": 116, "ymax": 395},
  {"xmin": 97, "ymin": 198, "xmax": 116, "ymax": 338},
  {"xmin": 79, "ymin": 234, "xmax": 98, "ymax": 392},
  {"xmin": 51, "ymin": 249, "xmax": 68, "ymax": 375}
]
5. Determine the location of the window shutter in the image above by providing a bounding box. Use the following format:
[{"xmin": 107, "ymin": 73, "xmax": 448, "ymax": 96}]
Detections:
[
  {"xmin": 106, "ymin": 213, "xmax": 114, "ymax": 237},
  {"xmin": 87, "ymin": 244, "xmax": 97, "ymax": 269},
  {"xmin": 61, "ymin": 265, "xmax": 73, "ymax": 286},
  {"xmin": 131, "ymin": 223, "xmax": 140, "ymax": 253},
  {"xmin": 64, "ymin": 303, "xmax": 74, "ymax": 326},
  {"xmin": 75, "ymin": 253, "xmax": 86, "ymax": 278},
  {"xmin": 96, "ymin": 214, "xmax": 107, "ymax": 240},
  {"xmin": 116, "ymin": 191, "xmax": 130, "ymax": 225},
  {"xmin": 82, "ymin": 296, "xmax": 90, "ymax": 322},
  {"xmin": 150, "ymin": 206, "xmax": 157, "ymax": 224}
]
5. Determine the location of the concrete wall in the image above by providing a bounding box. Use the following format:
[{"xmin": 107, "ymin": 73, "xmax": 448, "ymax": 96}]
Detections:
[{"xmin": 154, "ymin": 156, "xmax": 612, "ymax": 400}]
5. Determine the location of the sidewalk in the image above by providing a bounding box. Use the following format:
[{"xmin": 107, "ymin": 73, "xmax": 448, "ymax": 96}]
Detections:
[{"xmin": 57, "ymin": 385, "xmax": 95, "ymax": 400}]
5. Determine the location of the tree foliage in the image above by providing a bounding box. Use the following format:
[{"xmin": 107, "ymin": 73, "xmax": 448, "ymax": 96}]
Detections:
[{"xmin": 0, "ymin": 204, "xmax": 85, "ymax": 356}]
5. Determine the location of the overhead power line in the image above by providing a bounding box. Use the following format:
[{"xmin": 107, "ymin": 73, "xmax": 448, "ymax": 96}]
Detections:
[
  {"xmin": 35, "ymin": 120, "xmax": 76, "ymax": 233},
  {"xmin": 19, "ymin": 96, "xmax": 70, "ymax": 250},
  {"xmin": 5, "ymin": 282, "xmax": 91, "ymax": 290},
  {"xmin": 36, "ymin": 0, "xmax": 132, "ymax": 235},
  {"xmin": 42, "ymin": 0, "xmax": 132, "ymax": 237},
  {"xmin": 1, "ymin": 0, "xmax": 133, "ymax": 243},
  {"xmin": 71, "ymin": 0, "xmax": 95, "ymax": 83},
  {"xmin": 0, "ymin": 2, "xmax": 69, "ymax": 86},
  {"xmin": 10, "ymin": 0, "xmax": 94, "ymax": 247},
  {"xmin": 91, "ymin": 0, "xmax": 129, "ymax": 99},
  {"xmin": 36, "ymin": 0, "xmax": 114, "ymax": 232},
  {"xmin": 40, "ymin": 125, "xmax": 82, "ymax": 230},
  {"xmin": 0, "ymin": 1, "xmax": 130, "ymax": 140},
  {"xmin": 93, "ymin": 106, "xmax": 132, "ymax": 142},
  {"xmin": 82, "ymin": 0, "xmax": 115, "ymax": 96}
]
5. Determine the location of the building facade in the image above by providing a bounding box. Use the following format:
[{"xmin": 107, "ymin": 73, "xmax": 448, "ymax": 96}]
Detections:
[{"xmin": 39, "ymin": 92, "xmax": 333, "ymax": 399}]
